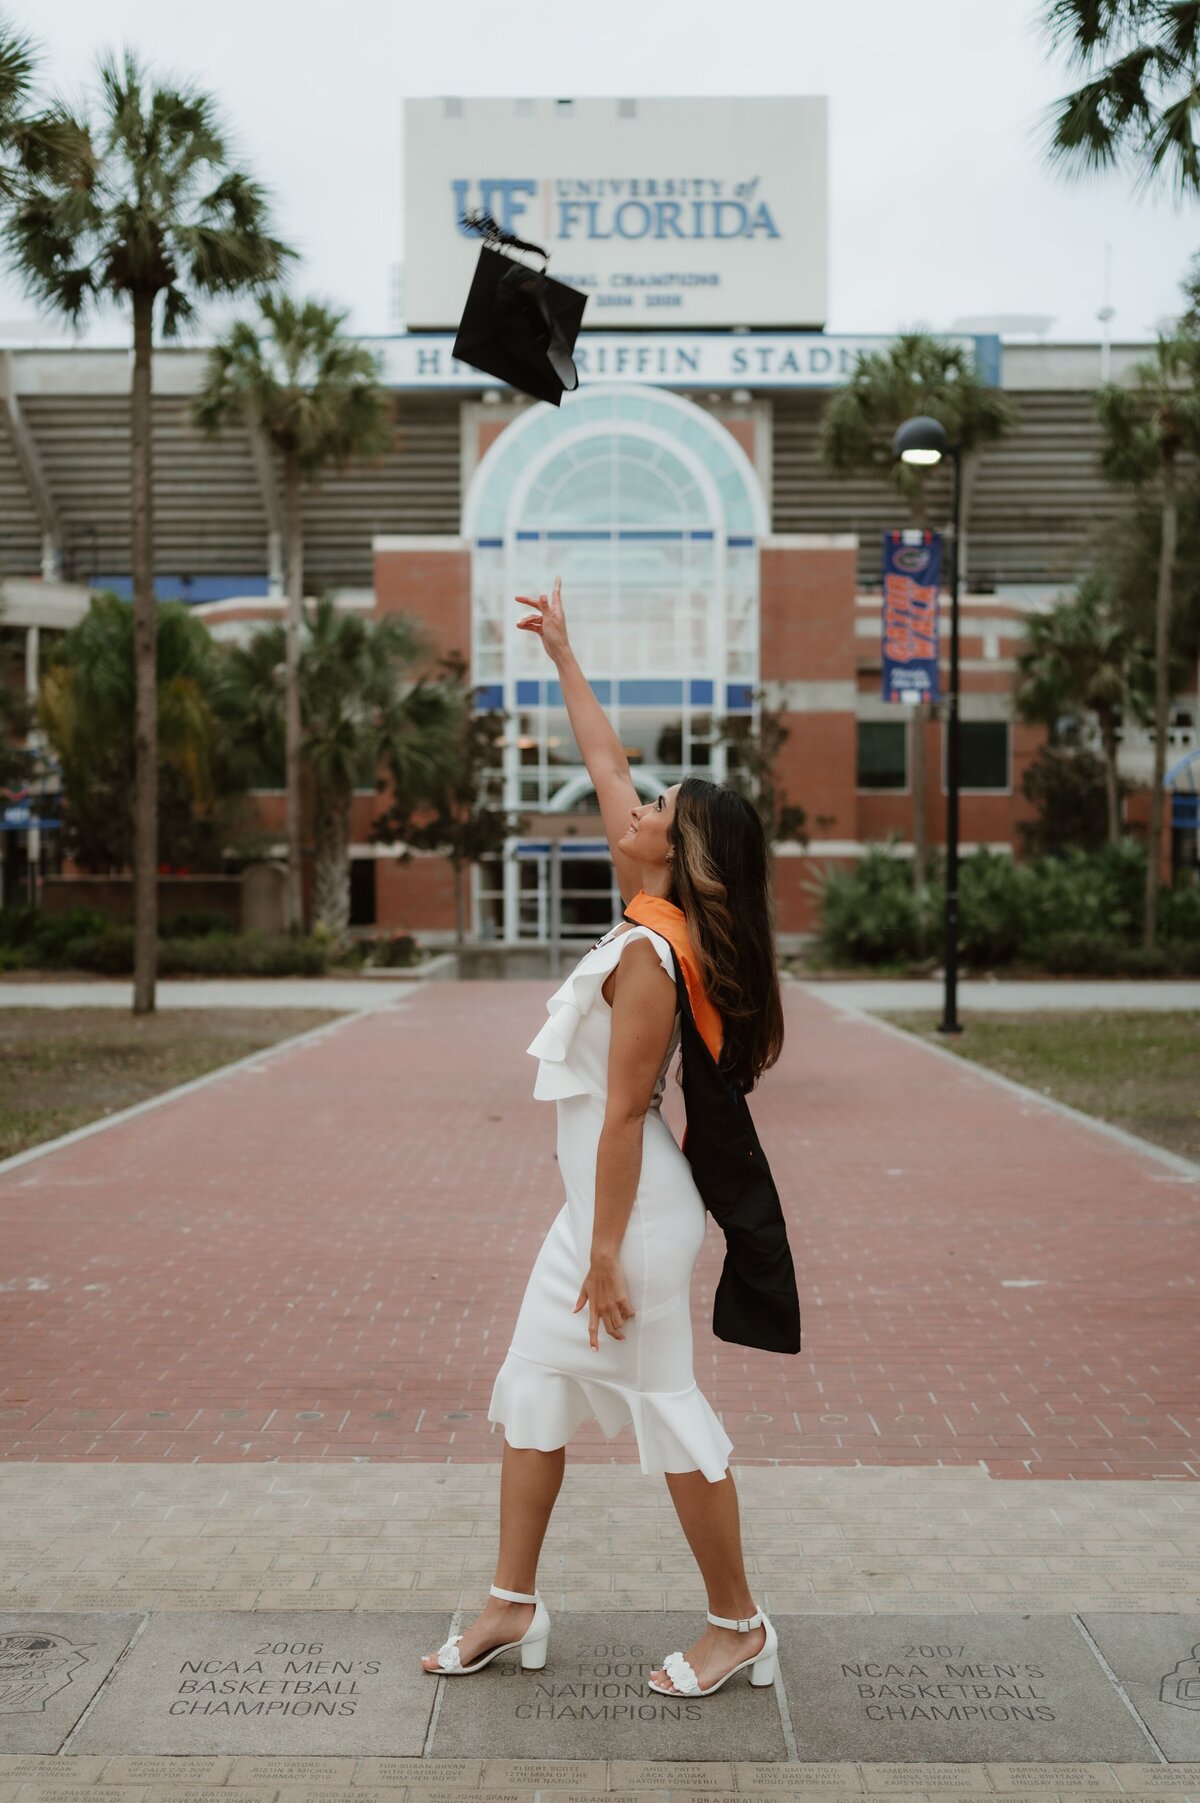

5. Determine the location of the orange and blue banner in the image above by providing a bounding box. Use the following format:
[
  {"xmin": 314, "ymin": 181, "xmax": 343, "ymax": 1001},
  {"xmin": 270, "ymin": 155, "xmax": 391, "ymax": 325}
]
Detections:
[{"xmin": 882, "ymin": 530, "xmax": 941, "ymax": 705}]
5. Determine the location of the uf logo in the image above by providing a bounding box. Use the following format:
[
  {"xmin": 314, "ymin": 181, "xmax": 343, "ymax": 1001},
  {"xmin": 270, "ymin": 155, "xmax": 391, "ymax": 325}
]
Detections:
[{"xmin": 452, "ymin": 180, "xmax": 539, "ymax": 236}]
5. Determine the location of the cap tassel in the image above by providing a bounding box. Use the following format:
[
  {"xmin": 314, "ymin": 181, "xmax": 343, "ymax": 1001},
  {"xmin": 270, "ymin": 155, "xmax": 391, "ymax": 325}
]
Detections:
[{"xmin": 459, "ymin": 208, "xmax": 551, "ymax": 265}]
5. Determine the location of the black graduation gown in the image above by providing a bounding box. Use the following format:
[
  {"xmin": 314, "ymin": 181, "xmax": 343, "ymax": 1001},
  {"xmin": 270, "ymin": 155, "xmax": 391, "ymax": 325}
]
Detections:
[{"xmin": 623, "ymin": 913, "xmax": 803, "ymax": 1356}]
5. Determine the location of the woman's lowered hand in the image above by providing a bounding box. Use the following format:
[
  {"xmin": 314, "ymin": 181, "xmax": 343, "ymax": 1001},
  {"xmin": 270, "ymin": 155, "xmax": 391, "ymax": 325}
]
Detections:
[{"xmin": 573, "ymin": 1251, "xmax": 636, "ymax": 1350}]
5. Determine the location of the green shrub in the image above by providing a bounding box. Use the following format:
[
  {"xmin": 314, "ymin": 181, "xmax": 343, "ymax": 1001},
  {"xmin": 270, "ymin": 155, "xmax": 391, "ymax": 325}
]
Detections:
[
  {"xmin": 1035, "ymin": 930, "xmax": 1125, "ymax": 975},
  {"xmin": 1159, "ymin": 883, "xmax": 1200, "ymax": 944},
  {"xmin": 1171, "ymin": 937, "xmax": 1200, "ymax": 975},
  {"xmin": 813, "ymin": 844, "xmax": 937, "ymax": 965},
  {"xmin": 811, "ymin": 839, "xmax": 1193, "ymax": 972},
  {"xmin": 159, "ymin": 911, "xmax": 235, "ymax": 939},
  {"xmin": 158, "ymin": 932, "xmax": 328, "ymax": 976},
  {"xmin": 66, "ymin": 927, "xmax": 135, "ymax": 973},
  {"xmin": 12, "ymin": 922, "xmax": 328, "ymax": 977},
  {"xmin": 0, "ymin": 905, "xmax": 42, "ymax": 949},
  {"xmin": 0, "ymin": 906, "xmax": 113, "ymax": 966},
  {"xmin": 956, "ymin": 849, "xmax": 1032, "ymax": 965},
  {"xmin": 367, "ymin": 930, "xmax": 419, "ymax": 968},
  {"xmin": 1019, "ymin": 842, "xmax": 1145, "ymax": 948},
  {"xmin": 1123, "ymin": 945, "xmax": 1175, "ymax": 978}
]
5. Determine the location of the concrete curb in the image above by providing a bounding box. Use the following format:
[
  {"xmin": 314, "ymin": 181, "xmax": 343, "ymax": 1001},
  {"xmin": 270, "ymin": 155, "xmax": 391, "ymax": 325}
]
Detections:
[{"xmin": 358, "ymin": 951, "xmax": 459, "ymax": 981}]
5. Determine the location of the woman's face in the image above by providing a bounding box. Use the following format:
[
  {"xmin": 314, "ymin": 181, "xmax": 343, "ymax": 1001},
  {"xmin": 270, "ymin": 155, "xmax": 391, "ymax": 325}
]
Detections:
[{"xmin": 618, "ymin": 783, "xmax": 680, "ymax": 868}]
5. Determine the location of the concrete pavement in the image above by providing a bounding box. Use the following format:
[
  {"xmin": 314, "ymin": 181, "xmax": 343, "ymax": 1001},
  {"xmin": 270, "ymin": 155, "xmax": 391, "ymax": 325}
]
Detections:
[
  {"xmin": 3, "ymin": 977, "xmax": 1200, "ymax": 1780},
  {"xmin": 0, "ymin": 977, "xmax": 412, "ymax": 1009},
  {"xmin": 1, "ymin": 972, "xmax": 1197, "ymax": 1010},
  {"xmin": 3, "ymin": 1460, "xmax": 1200, "ymax": 1776}
]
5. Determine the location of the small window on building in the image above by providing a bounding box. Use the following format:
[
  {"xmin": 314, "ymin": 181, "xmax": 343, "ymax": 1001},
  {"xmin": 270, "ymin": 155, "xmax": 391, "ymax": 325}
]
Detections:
[
  {"xmin": 856, "ymin": 720, "xmax": 907, "ymax": 790},
  {"xmin": 349, "ymin": 857, "xmax": 377, "ymax": 927},
  {"xmin": 955, "ymin": 721, "xmax": 1010, "ymax": 791}
]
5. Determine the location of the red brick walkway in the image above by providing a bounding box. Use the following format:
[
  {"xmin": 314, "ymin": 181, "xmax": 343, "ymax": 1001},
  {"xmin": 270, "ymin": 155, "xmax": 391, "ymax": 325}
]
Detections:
[{"xmin": 2, "ymin": 984, "xmax": 1196, "ymax": 1478}]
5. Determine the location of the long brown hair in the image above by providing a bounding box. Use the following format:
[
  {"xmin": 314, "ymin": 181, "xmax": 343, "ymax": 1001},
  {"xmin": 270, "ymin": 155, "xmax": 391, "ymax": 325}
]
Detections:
[{"xmin": 666, "ymin": 775, "xmax": 784, "ymax": 1092}]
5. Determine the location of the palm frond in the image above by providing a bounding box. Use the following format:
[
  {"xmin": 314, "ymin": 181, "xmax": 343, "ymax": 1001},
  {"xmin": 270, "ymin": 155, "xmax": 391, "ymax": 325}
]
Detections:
[
  {"xmin": 4, "ymin": 43, "xmax": 294, "ymax": 328},
  {"xmin": 817, "ymin": 329, "xmax": 1016, "ymax": 529},
  {"xmin": 1043, "ymin": 0, "xmax": 1136, "ymax": 63},
  {"xmin": 194, "ymin": 288, "xmax": 393, "ymax": 483},
  {"xmin": 1143, "ymin": 83, "xmax": 1200, "ymax": 191},
  {"xmin": 1042, "ymin": 0, "xmax": 1200, "ymax": 192}
]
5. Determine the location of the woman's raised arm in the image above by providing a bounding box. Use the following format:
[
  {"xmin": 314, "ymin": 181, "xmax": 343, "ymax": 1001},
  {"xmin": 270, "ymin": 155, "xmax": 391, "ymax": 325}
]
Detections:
[{"xmin": 516, "ymin": 576, "xmax": 642, "ymax": 903}]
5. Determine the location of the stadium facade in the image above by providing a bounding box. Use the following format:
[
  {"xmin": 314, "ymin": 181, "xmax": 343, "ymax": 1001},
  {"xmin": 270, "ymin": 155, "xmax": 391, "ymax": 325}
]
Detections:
[{"xmin": 2, "ymin": 96, "xmax": 1196, "ymax": 937}]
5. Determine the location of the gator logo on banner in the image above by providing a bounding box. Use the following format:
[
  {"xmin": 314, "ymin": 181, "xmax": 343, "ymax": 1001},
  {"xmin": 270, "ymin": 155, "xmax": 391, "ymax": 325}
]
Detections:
[{"xmin": 881, "ymin": 530, "xmax": 941, "ymax": 705}]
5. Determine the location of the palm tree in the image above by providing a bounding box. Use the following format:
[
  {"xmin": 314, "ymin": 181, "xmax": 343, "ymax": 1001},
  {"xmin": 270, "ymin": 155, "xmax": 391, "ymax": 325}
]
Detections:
[
  {"xmin": 373, "ymin": 650, "xmax": 522, "ymax": 945},
  {"xmin": 38, "ymin": 591, "xmax": 233, "ymax": 872},
  {"xmin": 819, "ymin": 331, "xmax": 1018, "ymax": 883},
  {"xmin": 223, "ymin": 597, "xmax": 461, "ymax": 943},
  {"xmin": 1094, "ymin": 331, "xmax": 1200, "ymax": 943},
  {"xmin": 0, "ymin": 16, "xmax": 86, "ymax": 205},
  {"xmin": 1041, "ymin": 0, "xmax": 1200, "ymax": 196},
  {"xmin": 193, "ymin": 294, "xmax": 394, "ymax": 932},
  {"xmin": 4, "ymin": 50, "xmax": 292, "ymax": 1010},
  {"xmin": 1014, "ymin": 576, "xmax": 1153, "ymax": 844}
]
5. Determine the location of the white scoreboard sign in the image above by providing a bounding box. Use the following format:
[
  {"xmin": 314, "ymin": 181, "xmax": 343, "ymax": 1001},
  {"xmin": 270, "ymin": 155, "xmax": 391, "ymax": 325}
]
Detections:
[{"xmin": 402, "ymin": 96, "xmax": 828, "ymax": 331}]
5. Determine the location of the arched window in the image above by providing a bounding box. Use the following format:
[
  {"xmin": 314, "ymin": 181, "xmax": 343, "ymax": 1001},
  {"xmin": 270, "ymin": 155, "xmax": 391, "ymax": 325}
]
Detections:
[{"xmin": 465, "ymin": 384, "xmax": 765, "ymax": 938}]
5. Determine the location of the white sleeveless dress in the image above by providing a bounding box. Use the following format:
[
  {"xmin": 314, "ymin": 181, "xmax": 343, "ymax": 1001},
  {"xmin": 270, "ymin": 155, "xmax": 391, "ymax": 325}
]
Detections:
[{"xmin": 486, "ymin": 921, "xmax": 735, "ymax": 1484}]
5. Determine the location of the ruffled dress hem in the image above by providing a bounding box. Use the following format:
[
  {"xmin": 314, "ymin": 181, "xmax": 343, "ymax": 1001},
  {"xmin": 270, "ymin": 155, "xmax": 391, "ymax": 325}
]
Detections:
[{"xmin": 488, "ymin": 1346, "xmax": 734, "ymax": 1485}]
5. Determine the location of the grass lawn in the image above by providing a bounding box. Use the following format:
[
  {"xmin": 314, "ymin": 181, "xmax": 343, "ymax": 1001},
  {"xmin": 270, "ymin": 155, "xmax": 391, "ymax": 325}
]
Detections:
[
  {"xmin": 885, "ymin": 1009, "xmax": 1200, "ymax": 1163},
  {"xmin": 0, "ymin": 1008, "xmax": 344, "ymax": 1160}
]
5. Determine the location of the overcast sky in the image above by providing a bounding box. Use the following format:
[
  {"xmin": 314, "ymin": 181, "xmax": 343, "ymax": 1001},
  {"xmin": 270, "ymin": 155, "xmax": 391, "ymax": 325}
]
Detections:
[{"xmin": 4, "ymin": 0, "xmax": 1198, "ymax": 345}]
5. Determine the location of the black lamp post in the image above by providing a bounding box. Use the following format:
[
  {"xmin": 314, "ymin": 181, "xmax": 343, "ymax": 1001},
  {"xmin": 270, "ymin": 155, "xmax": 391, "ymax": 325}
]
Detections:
[{"xmin": 891, "ymin": 414, "xmax": 963, "ymax": 1036}]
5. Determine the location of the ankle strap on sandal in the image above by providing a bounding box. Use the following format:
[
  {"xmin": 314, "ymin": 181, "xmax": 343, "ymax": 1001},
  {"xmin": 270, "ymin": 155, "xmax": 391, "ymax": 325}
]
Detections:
[
  {"xmin": 706, "ymin": 1605, "xmax": 762, "ymax": 1631},
  {"xmin": 490, "ymin": 1582, "xmax": 538, "ymax": 1604}
]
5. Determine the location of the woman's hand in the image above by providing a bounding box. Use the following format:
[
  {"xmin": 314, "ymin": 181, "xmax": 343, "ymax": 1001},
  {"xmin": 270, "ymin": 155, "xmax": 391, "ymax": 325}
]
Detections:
[
  {"xmin": 516, "ymin": 574, "xmax": 571, "ymax": 664},
  {"xmin": 573, "ymin": 1251, "xmax": 637, "ymax": 1350}
]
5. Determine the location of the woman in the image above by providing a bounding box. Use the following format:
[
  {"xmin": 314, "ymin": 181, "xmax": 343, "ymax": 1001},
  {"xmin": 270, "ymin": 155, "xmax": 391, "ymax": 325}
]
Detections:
[{"xmin": 419, "ymin": 575, "xmax": 784, "ymax": 1698}]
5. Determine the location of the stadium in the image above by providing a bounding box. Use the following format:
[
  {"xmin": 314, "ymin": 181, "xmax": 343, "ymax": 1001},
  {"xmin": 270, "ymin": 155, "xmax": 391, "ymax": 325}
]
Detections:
[{"xmin": 3, "ymin": 95, "xmax": 1196, "ymax": 941}]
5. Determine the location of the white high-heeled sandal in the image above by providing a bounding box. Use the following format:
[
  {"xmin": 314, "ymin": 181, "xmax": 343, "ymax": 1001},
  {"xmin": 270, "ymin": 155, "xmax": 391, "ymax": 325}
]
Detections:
[
  {"xmin": 423, "ymin": 1583, "xmax": 551, "ymax": 1675},
  {"xmin": 647, "ymin": 1603, "xmax": 778, "ymax": 1696}
]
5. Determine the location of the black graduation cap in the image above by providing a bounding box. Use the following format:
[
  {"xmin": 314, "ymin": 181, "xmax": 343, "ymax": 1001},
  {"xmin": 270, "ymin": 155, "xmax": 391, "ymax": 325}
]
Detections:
[{"xmin": 452, "ymin": 210, "xmax": 587, "ymax": 406}]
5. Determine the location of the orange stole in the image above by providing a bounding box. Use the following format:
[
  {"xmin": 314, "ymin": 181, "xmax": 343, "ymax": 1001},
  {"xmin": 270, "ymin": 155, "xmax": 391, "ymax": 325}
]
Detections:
[{"xmin": 622, "ymin": 890, "xmax": 724, "ymax": 1064}]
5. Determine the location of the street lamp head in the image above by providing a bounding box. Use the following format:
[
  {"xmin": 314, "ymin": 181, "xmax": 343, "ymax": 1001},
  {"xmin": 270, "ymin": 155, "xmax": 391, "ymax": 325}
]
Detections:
[{"xmin": 893, "ymin": 414, "xmax": 950, "ymax": 466}]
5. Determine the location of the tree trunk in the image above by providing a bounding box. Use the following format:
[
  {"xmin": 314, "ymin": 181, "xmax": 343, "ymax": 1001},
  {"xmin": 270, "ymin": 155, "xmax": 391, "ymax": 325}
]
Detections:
[
  {"xmin": 1099, "ymin": 712, "xmax": 1121, "ymax": 846},
  {"xmin": 130, "ymin": 289, "xmax": 158, "ymax": 1015},
  {"xmin": 312, "ymin": 780, "xmax": 351, "ymax": 945},
  {"xmin": 284, "ymin": 453, "xmax": 304, "ymax": 932},
  {"xmin": 1143, "ymin": 459, "xmax": 1177, "ymax": 949}
]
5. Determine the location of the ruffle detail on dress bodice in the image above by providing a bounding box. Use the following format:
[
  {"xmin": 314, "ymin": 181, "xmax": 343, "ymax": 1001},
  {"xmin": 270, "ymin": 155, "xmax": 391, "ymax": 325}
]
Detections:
[
  {"xmin": 526, "ymin": 924, "xmax": 676, "ymax": 1101},
  {"xmin": 488, "ymin": 1345, "xmax": 734, "ymax": 1484}
]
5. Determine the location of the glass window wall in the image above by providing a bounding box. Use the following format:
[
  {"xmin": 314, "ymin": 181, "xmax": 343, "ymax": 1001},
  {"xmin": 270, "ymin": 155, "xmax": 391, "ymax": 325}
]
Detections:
[{"xmin": 468, "ymin": 386, "xmax": 765, "ymax": 938}]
